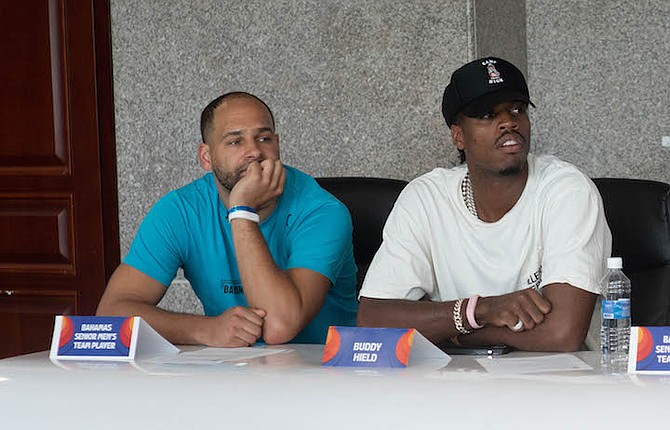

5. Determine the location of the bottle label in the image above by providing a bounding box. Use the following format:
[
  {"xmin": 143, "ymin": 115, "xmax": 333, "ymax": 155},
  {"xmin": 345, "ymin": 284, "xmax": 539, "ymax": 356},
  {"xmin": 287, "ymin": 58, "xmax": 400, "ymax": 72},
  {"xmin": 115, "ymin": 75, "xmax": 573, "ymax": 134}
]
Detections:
[{"xmin": 601, "ymin": 298, "xmax": 631, "ymax": 319}]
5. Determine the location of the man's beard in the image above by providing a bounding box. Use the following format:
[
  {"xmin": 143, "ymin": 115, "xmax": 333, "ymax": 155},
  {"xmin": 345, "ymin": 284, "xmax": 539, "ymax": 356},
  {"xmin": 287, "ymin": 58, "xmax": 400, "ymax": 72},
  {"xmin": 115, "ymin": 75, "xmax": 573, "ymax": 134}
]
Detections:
[
  {"xmin": 497, "ymin": 151, "xmax": 527, "ymax": 176},
  {"xmin": 213, "ymin": 165, "xmax": 244, "ymax": 191},
  {"xmin": 498, "ymin": 164, "xmax": 523, "ymax": 176}
]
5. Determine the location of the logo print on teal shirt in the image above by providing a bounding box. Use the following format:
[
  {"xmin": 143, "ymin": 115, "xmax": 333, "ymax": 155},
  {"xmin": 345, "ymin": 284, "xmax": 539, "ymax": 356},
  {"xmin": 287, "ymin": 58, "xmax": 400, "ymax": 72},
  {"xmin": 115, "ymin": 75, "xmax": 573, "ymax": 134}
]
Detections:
[{"xmin": 220, "ymin": 280, "xmax": 243, "ymax": 295}]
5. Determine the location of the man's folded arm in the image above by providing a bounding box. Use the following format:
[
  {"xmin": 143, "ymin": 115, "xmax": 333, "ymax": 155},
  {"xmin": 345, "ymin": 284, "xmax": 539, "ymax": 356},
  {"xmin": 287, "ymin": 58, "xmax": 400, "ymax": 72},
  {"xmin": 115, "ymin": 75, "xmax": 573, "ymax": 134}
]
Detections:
[
  {"xmin": 358, "ymin": 282, "xmax": 595, "ymax": 352},
  {"xmin": 357, "ymin": 296, "xmax": 457, "ymax": 344},
  {"xmin": 96, "ymin": 264, "xmax": 266, "ymax": 347},
  {"xmin": 231, "ymin": 218, "xmax": 331, "ymax": 345},
  {"xmin": 462, "ymin": 283, "xmax": 596, "ymax": 352}
]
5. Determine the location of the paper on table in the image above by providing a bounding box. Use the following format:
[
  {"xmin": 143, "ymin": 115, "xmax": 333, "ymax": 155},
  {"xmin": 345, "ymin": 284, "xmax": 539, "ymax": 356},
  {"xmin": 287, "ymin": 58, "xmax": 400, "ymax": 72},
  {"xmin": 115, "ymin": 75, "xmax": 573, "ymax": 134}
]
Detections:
[
  {"xmin": 475, "ymin": 353, "xmax": 592, "ymax": 374},
  {"xmin": 144, "ymin": 347, "xmax": 290, "ymax": 365}
]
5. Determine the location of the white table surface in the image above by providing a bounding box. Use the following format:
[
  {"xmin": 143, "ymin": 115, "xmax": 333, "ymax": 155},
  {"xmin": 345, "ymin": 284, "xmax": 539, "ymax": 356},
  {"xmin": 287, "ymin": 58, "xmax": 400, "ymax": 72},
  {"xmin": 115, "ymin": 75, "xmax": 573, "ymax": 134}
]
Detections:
[{"xmin": 1, "ymin": 344, "xmax": 666, "ymax": 429}]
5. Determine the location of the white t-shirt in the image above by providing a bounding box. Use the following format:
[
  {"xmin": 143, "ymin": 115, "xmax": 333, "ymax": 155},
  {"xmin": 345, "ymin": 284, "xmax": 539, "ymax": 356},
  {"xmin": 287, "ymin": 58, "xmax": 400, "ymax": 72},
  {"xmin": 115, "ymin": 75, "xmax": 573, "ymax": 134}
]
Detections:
[{"xmin": 360, "ymin": 154, "xmax": 612, "ymax": 301}]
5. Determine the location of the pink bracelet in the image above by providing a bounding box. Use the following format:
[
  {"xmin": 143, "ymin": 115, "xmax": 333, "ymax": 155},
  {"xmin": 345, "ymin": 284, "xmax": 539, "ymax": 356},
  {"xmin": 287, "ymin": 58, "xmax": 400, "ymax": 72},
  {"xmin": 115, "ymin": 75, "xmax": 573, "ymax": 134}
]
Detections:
[{"xmin": 466, "ymin": 294, "xmax": 484, "ymax": 329}]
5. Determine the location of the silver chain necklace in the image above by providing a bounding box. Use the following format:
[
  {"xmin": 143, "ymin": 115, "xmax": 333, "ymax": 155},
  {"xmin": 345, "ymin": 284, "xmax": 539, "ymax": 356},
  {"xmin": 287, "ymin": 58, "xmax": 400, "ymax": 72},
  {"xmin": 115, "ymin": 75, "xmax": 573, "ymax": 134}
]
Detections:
[{"xmin": 461, "ymin": 172, "xmax": 478, "ymax": 218}]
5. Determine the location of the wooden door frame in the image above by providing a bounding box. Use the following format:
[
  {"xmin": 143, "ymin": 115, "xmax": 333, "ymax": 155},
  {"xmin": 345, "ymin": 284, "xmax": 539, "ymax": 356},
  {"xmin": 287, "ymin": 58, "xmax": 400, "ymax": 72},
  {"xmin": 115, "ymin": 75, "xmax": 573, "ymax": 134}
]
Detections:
[
  {"xmin": 93, "ymin": 0, "xmax": 121, "ymax": 282},
  {"xmin": 0, "ymin": 0, "xmax": 119, "ymax": 358}
]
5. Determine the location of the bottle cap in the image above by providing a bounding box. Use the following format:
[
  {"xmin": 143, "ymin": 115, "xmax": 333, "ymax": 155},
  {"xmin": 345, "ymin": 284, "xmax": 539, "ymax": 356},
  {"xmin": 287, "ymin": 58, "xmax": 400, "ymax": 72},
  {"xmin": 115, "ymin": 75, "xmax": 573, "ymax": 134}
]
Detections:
[{"xmin": 607, "ymin": 257, "xmax": 623, "ymax": 269}]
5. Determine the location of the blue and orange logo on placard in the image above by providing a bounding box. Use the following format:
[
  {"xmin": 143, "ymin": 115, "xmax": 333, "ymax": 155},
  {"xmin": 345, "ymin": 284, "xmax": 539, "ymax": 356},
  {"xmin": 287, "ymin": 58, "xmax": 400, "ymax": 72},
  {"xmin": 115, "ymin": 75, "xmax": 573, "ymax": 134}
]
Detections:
[
  {"xmin": 322, "ymin": 326, "xmax": 415, "ymax": 368},
  {"xmin": 56, "ymin": 316, "xmax": 134, "ymax": 357},
  {"xmin": 632, "ymin": 326, "xmax": 670, "ymax": 373}
]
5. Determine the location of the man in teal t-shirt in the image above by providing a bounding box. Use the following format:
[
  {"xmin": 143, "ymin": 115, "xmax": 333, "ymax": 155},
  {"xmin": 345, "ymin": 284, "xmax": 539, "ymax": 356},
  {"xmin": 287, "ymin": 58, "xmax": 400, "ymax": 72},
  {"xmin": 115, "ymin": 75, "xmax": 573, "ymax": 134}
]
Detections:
[{"xmin": 97, "ymin": 92, "xmax": 357, "ymax": 346}]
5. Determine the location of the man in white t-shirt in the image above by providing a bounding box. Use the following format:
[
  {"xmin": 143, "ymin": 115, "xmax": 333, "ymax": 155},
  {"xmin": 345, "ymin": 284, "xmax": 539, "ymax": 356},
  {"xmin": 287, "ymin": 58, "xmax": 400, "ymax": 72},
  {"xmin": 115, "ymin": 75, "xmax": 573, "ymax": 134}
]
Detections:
[{"xmin": 357, "ymin": 57, "xmax": 612, "ymax": 352}]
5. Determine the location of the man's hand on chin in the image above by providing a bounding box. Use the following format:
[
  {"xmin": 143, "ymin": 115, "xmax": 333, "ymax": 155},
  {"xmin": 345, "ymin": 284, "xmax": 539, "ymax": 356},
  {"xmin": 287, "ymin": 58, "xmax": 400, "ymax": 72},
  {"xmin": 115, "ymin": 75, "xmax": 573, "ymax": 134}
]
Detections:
[{"xmin": 229, "ymin": 160, "xmax": 286, "ymax": 210}]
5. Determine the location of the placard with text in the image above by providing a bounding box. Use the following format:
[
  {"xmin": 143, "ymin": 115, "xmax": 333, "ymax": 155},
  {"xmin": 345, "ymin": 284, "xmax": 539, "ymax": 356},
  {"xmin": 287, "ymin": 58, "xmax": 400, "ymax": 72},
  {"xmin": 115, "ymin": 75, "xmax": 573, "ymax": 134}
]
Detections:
[
  {"xmin": 321, "ymin": 326, "xmax": 449, "ymax": 368},
  {"xmin": 628, "ymin": 326, "xmax": 670, "ymax": 374},
  {"xmin": 49, "ymin": 316, "xmax": 179, "ymax": 362}
]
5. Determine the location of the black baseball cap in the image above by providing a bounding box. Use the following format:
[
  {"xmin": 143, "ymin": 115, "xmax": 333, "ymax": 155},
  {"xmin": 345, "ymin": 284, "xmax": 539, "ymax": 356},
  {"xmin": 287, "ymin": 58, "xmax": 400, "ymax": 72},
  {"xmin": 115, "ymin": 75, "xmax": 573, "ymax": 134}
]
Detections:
[{"xmin": 442, "ymin": 57, "xmax": 535, "ymax": 127}]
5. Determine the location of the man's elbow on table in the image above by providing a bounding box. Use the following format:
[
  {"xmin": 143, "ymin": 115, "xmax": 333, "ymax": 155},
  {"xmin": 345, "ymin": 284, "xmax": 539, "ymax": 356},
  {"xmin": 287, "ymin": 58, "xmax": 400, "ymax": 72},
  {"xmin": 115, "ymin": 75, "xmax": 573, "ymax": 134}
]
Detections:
[
  {"xmin": 95, "ymin": 294, "xmax": 124, "ymax": 317},
  {"xmin": 262, "ymin": 318, "xmax": 301, "ymax": 345},
  {"xmin": 538, "ymin": 322, "xmax": 588, "ymax": 352},
  {"xmin": 355, "ymin": 297, "xmax": 385, "ymax": 328}
]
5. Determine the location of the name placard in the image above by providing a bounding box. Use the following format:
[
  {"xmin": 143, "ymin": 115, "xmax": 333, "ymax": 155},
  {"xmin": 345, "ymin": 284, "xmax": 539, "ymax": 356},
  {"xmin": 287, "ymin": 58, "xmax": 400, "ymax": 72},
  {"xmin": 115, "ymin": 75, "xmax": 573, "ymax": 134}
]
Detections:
[
  {"xmin": 50, "ymin": 316, "xmax": 179, "ymax": 362},
  {"xmin": 321, "ymin": 326, "xmax": 449, "ymax": 368},
  {"xmin": 628, "ymin": 326, "xmax": 670, "ymax": 374}
]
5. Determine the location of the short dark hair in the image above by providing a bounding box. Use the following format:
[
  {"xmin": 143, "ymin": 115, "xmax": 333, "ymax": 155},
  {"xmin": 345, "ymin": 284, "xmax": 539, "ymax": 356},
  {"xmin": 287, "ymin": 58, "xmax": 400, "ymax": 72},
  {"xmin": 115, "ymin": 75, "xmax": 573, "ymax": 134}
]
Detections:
[
  {"xmin": 199, "ymin": 92, "xmax": 275, "ymax": 143},
  {"xmin": 458, "ymin": 149, "xmax": 466, "ymax": 164},
  {"xmin": 453, "ymin": 115, "xmax": 466, "ymax": 164}
]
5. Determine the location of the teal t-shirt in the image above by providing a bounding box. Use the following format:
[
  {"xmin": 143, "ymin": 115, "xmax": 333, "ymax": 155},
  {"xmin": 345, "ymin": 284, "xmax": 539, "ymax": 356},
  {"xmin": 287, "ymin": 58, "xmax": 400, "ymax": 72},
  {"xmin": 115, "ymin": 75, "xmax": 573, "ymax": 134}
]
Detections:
[{"xmin": 124, "ymin": 165, "xmax": 358, "ymax": 343}]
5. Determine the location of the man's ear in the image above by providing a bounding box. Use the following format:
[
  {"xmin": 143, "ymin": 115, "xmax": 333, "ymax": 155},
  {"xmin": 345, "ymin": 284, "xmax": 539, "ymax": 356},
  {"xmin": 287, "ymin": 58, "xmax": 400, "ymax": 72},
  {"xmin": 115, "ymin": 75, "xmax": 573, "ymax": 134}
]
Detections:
[
  {"xmin": 197, "ymin": 143, "xmax": 212, "ymax": 171},
  {"xmin": 450, "ymin": 124, "xmax": 465, "ymax": 151}
]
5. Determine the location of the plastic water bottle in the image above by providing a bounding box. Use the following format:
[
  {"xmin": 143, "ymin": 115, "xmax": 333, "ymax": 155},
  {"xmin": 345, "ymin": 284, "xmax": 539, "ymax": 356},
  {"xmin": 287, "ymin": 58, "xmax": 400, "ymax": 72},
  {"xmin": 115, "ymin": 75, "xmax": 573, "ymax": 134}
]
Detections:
[{"xmin": 600, "ymin": 257, "xmax": 631, "ymax": 371}]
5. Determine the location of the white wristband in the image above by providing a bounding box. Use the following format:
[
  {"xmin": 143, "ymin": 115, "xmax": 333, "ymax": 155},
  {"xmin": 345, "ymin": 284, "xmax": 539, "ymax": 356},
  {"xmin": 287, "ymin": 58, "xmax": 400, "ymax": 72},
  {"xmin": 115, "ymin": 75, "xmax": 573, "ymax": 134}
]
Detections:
[{"xmin": 227, "ymin": 210, "xmax": 260, "ymax": 223}]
